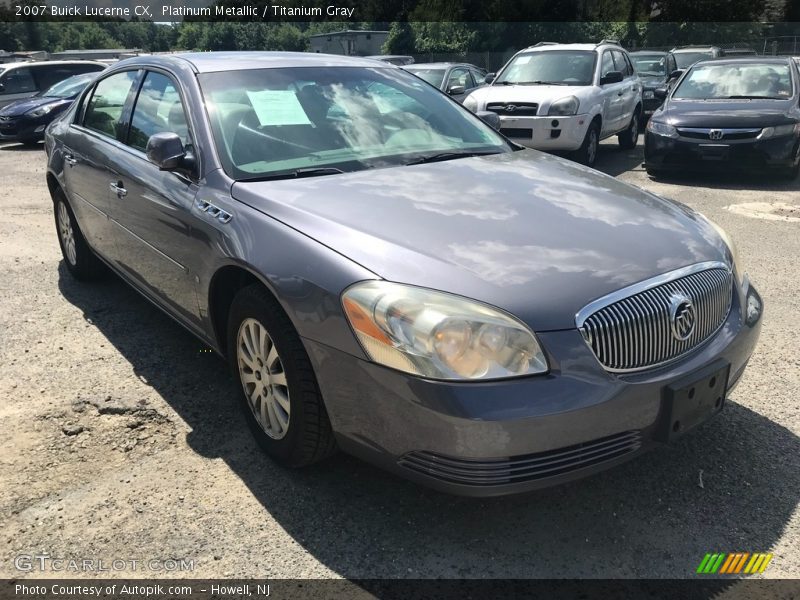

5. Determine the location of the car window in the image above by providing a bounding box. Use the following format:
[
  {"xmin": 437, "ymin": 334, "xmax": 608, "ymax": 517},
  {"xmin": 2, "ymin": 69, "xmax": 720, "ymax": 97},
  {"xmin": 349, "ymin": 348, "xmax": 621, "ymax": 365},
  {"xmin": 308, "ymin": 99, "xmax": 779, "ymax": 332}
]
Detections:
[
  {"xmin": 612, "ymin": 51, "xmax": 632, "ymax": 77},
  {"xmin": 0, "ymin": 67, "xmax": 37, "ymax": 95},
  {"xmin": 601, "ymin": 52, "xmax": 615, "ymax": 77},
  {"xmin": 674, "ymin": 52, "xmax": 713, "ymax": 69},
  {"xmin": 446, "ymin": 68, "xmax": 470, "ymax": 91},
  {"xmin": 42, "ymin": 74, "xmax": 94, "ymax": 99},
  {"xmin": 199, "ymin": 66, "xmax": 511, "ymax": 181},
  {"xmin": 497, "ymin": 50, "xmax": 596, "ymax": 86},
  {"xmin": 631, "ymin": 54, "xmax": 668, "ymax": 78},
  {"xmin": 673, "ymin": 63, "xmax": 793, "ymax": 99},
  {"xmin": 83, "ymin": 70, "xmax": 139, "ymax": 139},
  {"xmin": 404, "ymin": 68, "xmax": 445, "ymax": 88},
  {"xmin": 128, "ymin": 71, "xmax": 191, "ymax": 152},
  {"xmin": 470, "ymin": 69, "xmax": 486, "ymax": 87}
]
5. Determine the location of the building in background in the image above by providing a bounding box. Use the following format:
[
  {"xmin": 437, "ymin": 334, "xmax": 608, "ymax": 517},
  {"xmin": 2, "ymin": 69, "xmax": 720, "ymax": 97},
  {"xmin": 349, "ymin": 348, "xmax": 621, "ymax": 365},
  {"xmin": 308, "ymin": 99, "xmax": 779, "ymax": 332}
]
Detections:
[{"xmin": 309, "ymin": 30, "xmax": 389, "ymax": 56}]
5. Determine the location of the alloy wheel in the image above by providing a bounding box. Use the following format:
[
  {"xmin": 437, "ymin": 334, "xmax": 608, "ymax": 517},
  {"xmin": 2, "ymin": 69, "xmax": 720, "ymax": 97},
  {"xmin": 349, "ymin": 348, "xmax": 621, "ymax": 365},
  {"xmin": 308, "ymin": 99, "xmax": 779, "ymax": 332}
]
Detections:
[
  {"xmin": 236, "ymin": 317, "xmax": 290, "ymax": 439},
  {"xmin": 57, "ymin": 201, "xmax": 77, "ymax": 266},
  {"xmin": 587, "ymin": 130, "xmax": 598, "ymax": 164}
]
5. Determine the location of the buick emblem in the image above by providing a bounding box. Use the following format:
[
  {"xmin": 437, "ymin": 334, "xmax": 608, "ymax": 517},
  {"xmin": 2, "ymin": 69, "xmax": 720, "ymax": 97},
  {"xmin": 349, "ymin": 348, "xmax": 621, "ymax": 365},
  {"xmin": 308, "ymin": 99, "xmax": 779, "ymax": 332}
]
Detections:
[
  {"xmin": 669, "ymin": 293, "xmax": 696, "ymax": 341},
  {"xmin": 709, "ymin": 129, "xmax": 724, "ymax": 140}
]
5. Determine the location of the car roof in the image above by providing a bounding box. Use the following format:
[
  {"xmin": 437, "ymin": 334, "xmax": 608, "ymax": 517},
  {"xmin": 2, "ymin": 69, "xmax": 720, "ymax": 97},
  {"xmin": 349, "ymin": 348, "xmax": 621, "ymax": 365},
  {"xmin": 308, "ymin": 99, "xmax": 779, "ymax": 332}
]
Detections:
[
  {"xmin": 0, "ymin": 60, "xmax": 107, "ymax": 69},
  {"xmin": 630, "ymin": 50, "xmax": 670, "ymax": 55},
  {"xmin": 672, "ymin": 46, "xmax": 720, "ymax": 52},
  {"xmin": 691, "ymin": 56, "xmax": 794, "ymax": 67},
  {"xmin": 520, "ymin": 43, "xmax": 616, "ymax": 53},
  {"xmin": 113, "ymin": 52, "xmax": 399, "ymax": 74},
  {"xmin": 404, "ymin": 62, "xmax": 481, "ymax": 69}
]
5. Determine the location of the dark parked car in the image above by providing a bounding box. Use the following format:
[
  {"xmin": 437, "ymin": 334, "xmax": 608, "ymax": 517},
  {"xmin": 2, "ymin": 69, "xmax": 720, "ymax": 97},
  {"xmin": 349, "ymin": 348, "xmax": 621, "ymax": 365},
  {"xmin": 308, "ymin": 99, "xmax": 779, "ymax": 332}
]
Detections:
[
  {"xmin": 0, "ymin": 60, "xmax": 106, "ymax": 109},
  {"xmin": 402, "ymin": 62, "xmax": 487, "ymax": 102},
  {"xmin": 645, "ymin": 57, "xmax": 800, "ymax": 179},
  {"xmin": 46, "ymin": 52, "xmax": 762, "ymax": 496},
  {"xmin": 630, "ymin": 50, "xmax": 679, "ymax": 119},
  {"xmin": 671, "ymin": 46, "xmax": 725, "ymax": 69},
  {"xmin": 0, "ymin": 73, "xmax": 98, "ymax": 144}
]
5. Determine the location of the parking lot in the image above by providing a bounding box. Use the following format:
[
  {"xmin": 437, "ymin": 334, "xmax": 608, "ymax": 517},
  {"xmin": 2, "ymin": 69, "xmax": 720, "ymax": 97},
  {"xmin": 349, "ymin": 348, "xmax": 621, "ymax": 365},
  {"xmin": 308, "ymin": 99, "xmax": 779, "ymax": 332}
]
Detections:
[{"xmin": 0, "ymin": 138, "xmax": 798, "ymax": 579}]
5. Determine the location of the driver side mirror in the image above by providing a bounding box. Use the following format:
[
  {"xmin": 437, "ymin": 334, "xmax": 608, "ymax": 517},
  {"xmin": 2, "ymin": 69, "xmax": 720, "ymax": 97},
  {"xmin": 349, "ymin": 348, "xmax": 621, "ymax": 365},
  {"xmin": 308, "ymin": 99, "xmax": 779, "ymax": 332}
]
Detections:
[
  {"xmin": 654, "ymin": 88, "xmax": 668, "ymax": 99},
  {"xmin": 669, "ymin": 69, "xmax": 684, "ymax": 81},
  {"xmin": 476, "ymin": 110, "xmax": 500, "ymax": 130},
  {"xmin": 447, "ymin": 84, "xmax": 466, "ymax": 96},
  {"xmin": 146, "ymin": 132, "xmax": 192, "ymax": 172},
  {"xmin": 600, "ymin": 71, "xmax": 624, "ymax": 85},
  {"xmin": 484, "ymin": 73, "xmax": 495, "ymax": 84}
]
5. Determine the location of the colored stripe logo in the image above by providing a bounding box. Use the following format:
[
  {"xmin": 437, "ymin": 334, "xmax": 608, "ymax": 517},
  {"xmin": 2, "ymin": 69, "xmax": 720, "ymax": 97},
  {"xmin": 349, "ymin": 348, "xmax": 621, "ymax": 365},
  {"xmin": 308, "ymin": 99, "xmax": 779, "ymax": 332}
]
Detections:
[{"xmin": 696, "ymin": 552, "xmax": 773, "ymax": 574}]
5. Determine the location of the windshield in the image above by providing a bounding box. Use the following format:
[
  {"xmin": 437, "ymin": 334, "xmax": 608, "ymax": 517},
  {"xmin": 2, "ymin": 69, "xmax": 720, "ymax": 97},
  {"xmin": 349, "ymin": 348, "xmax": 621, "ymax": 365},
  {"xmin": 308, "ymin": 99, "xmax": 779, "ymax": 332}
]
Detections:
[
  {"xmin": 42, "ymin": 74, "xmax": 93, "ymax": 98},
  {"xmin": 199, "ymin": 66, "xmax": 511, "ymax": 181},
  {"xmin": 674, "ymin": 52, "xmax": 713, "ymax": 69},
  {"xmin": 631, "ymin": 54, "xmax": 667, "ymax": 77},
  {"xmin": 403, "ymin": 67, "xmax": 445, "ymax": 88},
  {"xmin": 673, "ymin": 63, "xmax": 793, "ymax": 99},
  {"xmin": 495, "ymin": 50, "xmax": 596, "ymax": 86}
]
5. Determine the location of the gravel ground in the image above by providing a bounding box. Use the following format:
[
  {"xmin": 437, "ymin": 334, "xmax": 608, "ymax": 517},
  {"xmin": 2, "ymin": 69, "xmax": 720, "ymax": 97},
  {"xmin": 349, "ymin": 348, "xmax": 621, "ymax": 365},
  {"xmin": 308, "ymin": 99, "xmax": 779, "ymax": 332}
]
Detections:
[{"xmin": 0, "ymin": 138, "xmax": 798, "ymax": 580}]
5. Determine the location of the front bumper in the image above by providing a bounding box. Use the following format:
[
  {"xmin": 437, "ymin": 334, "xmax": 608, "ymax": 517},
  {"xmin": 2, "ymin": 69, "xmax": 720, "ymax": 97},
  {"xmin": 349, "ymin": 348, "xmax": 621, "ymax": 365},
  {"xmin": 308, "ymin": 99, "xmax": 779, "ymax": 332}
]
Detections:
[
  {"xmin": 497, "ymin": 113, "xmax": 591, "ymax": 151},
  {"xmin": 645, "ymin": 131, "xmax": 800, "ymax": 170},
  {"xmin": 0, "ymin": 115, "xmax": 48, "ymax": 142},
  {"xmin": 304, "ymin": 282, "xmax": 763, "ymax": 496}
]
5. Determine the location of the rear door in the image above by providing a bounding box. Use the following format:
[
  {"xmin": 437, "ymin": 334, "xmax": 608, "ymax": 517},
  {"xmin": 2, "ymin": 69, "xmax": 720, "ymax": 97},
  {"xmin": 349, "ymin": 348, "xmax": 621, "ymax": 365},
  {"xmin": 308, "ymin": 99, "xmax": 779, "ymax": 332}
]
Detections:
[
  {"xmin": 0, "ymin": 66, "xmax": 38, "ymax": 108},
  {"xmin": 62, "ymin": 69, "xmax": 141, "ymax": 260},
  {"xmin": 102, "ymin": 69, "xmax": 203, "ymax": 326}
]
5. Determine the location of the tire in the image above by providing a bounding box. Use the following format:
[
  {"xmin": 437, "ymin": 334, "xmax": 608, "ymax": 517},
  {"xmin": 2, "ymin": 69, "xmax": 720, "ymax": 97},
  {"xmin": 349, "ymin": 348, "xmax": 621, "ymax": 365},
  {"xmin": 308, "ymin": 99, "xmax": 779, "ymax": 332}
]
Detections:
[
  {"xmin": 645, "ymin": 165, "xmax": 666, "ymax": 179},
  {"xmin": 227, "ymin": 284, "xmax": 336, "ymax": 467},
  {"xmin": 574, "ymin": 121, "xmax": 600, "ymax": 167},
  {"xmin": 54, "ymin": 189, "xmax": 107, "ymax": 281},
  {"xmin": 618, "ymin": 111, "xmax": 640, "ymax": 150}
]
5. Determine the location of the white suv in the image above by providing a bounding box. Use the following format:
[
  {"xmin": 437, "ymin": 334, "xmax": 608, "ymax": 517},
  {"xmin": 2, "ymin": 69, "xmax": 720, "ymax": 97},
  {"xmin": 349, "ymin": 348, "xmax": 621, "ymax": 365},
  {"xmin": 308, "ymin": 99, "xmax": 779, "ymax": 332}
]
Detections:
[{"xmin": 464, "ymin": 41, "xmax": 642, "ymax": 167}]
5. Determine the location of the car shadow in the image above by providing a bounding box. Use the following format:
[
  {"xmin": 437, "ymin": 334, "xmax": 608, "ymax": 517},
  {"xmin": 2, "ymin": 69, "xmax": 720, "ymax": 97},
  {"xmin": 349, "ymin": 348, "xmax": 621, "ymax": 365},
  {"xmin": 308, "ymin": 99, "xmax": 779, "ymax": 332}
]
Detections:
[
  {"xmin": 646, "ymin": 170, "xmax": 800, "ymax": 192},
  {"xmin": 57, "ymin": 262, "xmax": 799, "ymax": 579},
  {"xmin": 593, "ymin": 139, "xmax": 647, "ymax": 178}
]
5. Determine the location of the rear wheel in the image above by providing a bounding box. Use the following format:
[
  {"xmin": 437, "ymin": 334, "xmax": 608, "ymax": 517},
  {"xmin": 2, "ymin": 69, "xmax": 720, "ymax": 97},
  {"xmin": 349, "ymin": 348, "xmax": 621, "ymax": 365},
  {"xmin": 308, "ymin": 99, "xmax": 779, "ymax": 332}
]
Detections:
[
  {"xmin": 54, "ymin": 190, "xmax": 106, "ymax": 281},
  {"xmin": 618, "ymin": 111, "xmax": 640, "ymax": 149},
  {"xmin": 227, "ymin": 284, "xmax": 336, "ymax": 467},
  {"xmin": 574, "ymin": 122, "xmax": 599, "ymax": 167},
  {"xmin": 645, "ymin": 165, "xmax": 666, "ymax": 179}
]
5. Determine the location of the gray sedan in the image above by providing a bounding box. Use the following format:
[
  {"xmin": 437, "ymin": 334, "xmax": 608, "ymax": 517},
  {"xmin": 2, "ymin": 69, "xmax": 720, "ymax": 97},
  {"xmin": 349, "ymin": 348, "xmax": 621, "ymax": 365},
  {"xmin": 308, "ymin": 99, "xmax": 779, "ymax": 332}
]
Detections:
[
  {"xmin": 45, "ymin": 52, "xmax": 762, "ymax": 496},
  {"xmin": 402, "ymin": 62, "xmax": 487, "ymax": 102}
]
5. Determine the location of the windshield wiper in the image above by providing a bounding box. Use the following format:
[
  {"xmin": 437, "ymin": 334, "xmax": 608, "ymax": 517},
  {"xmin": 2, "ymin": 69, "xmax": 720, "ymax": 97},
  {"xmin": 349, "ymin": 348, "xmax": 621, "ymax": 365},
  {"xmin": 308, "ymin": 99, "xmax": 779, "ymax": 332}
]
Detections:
[
  {"xmin": 240, "ymin": 167, "xmax": 345, "ymax": 182},
  {"xmin": 724, "ymin": 95, "xmax": 784, "ymax": 100},
  {"xmin": 405, "ymin": 151, "xmax": 502, "ymax": 166}
]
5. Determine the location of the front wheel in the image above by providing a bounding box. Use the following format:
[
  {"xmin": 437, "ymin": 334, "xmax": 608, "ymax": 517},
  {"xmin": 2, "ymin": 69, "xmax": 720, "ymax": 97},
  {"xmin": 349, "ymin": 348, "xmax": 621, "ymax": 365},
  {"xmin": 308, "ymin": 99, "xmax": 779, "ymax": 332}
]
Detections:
[
  {"xmin": 618, "ymin": 111, "xmax": 640, "ymax": 149},
  {"xmin": 573, "ymin": 122, "xmax": 599, "ymax": 167},
  {"xmin": 227, "ymin": 284, "xmax": 336, "ymax": 467},
  {"xmin": 54, "ymin": 191, "xmax": 106, "ymax": 281}
]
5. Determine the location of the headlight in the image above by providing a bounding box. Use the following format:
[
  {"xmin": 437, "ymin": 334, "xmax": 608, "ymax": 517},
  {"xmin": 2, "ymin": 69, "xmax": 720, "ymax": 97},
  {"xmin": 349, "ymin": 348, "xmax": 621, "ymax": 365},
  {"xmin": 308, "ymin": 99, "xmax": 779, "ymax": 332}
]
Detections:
[
  {"xmin": 643, "ymin": 90, "xmax": 655, "ymax": 99},
  {"xmin": 646, "ymin": 120, "xmax": 677, "ymax": 138},
  {"xmin": 462, "ymin": 94, "xmax": 478, "ymax": 113},
  {"xmin": 547, "ymin": 96, "xmax": 579, "ymax": 116},
  {"xmin": 27, "ymin": 104, "xmax": 55, "ymax": 118},
  {"xmin": 757, "ymin": 123, "xmax": 800, "ymax": 139},
  {"xmin": 342, "ymin": 281, "xmax": 548, "ymax": 380}
]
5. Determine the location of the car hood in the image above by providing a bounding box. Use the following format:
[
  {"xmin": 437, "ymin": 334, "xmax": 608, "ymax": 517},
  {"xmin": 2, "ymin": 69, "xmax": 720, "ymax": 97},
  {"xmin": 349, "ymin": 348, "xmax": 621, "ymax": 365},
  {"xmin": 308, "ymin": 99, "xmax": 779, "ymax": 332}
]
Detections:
[
  {"xmin": 659, "ymin": 98, "xmax": 797, "ymax": 127},
  {"xmin": 232, "ymin": 150, "xmax": 729, "ymax": 331},
  {"xmin": 0, "ymin": 96, "xmax": 70, "ymax": 116},
  {"xmin": 469, "ymin": 84, "xmax": 593, "ymax": 113}
]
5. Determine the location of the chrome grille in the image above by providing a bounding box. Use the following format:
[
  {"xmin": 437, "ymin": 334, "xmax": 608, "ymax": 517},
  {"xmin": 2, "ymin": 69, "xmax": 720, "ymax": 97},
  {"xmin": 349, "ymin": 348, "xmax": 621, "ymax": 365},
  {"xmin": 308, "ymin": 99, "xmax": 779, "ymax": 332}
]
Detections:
[
  {"xmin": 577, "ymin": 263, "xmax": 733, "ymax": 372},
  {"xmin": 486, "ymin": 102, "xmax": 539, "ymax": 116}
]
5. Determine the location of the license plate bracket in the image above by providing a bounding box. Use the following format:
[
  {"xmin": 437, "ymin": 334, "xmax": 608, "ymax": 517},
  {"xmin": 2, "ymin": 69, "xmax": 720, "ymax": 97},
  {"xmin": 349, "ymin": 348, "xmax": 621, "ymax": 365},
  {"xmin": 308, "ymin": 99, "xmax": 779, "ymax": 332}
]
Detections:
[{"xmin": 656, "ymin": 360, "xmax": 730, "ymax": 442}]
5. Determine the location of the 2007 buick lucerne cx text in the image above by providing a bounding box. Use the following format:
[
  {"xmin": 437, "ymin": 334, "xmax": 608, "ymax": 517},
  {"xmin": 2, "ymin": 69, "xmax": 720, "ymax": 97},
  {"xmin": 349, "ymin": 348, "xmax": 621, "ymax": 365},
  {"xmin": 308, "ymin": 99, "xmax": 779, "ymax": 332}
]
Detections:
[{"xmin": 44, "ymin": 52, "xmax": 763, "ymax": 496}]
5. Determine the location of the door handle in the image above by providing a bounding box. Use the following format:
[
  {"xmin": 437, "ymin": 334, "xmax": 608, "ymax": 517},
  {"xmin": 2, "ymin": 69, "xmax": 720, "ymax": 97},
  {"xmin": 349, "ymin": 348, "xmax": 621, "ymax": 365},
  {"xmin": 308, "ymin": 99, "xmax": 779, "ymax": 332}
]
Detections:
[
  {"xmin": 64, "ymin": 154, "xmax": 77, "ymax": 166},
  {"xmin": 109, "ymin": 181, "xmax": 127, "ymax": 198}
]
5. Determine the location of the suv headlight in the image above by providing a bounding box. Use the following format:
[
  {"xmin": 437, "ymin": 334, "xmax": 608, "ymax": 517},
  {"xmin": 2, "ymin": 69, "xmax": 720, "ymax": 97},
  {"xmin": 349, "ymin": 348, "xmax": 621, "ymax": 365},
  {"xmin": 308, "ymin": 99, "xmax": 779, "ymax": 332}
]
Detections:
[
  {"xmin": 547, "ymin": 96, "xmax": 579, "ymax": 116},
  {"xmin": 27, "ymin": 104, "xmax": 55, "ymax": 118},
  {"xmin": 757, "ymin": 123, "xmax": 800, "ymax": 139},
  {"xmin": 646, "ymin": 120, "xmax": 678, "ymax": 138},
  {"xmin": 463, "ymin": 94, "xmax": 479, "ymax": 113},
  {"xmin": 342, "ymin": 281, "xmax": 548, "ymax": 380}
]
